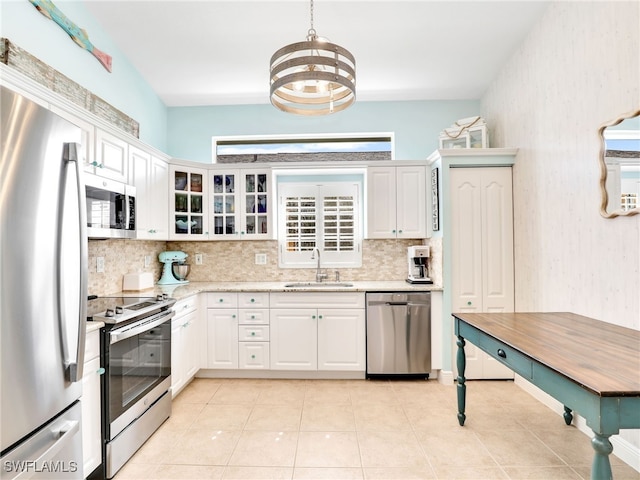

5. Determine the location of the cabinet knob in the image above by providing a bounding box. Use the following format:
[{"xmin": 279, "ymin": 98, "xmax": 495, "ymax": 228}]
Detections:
[
  {"xmin": 251, "ymin": 315, "xmax": 255, "ymax": 319},
  {"xmin": 319, "ymin": 315, "xmax": 323, "ymax": 319},
  {"xmin": 467, "ymin": 301, "xmax": 472, "ymax": 306},
  {"xmin": 312, "ymin": 315, "xmax": 316, "ymax": 319},
  {"xmin": 251, "ymin": 332, "xmax": 256, "ymax": 336},
  {"xmin": 97, "ymin": 367, "xmax": 105, "ymax": 375},
  {"xmin": 398, "ymin": 230, "xmax": 403, "ymax": 234},
  {"xmin": 251, "ymin": 355, "xmax": 256, "ymax": 359},
  {"xmin": 391, "ymin": 229, "xmax": 396, "ymax": 234},
  {"xmin": 232, "ymin": 314, "xmax": 236, "ymax": 318},
  {"xmin": 497, "ymin": 349, "xmax": 507, "ymax": 359},
  {"xmin": 219, "ymin": 298, "xmax": 224, "ymax": 302}
]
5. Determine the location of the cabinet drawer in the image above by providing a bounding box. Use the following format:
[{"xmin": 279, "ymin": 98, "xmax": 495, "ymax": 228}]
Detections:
[
  {"xmin": 238, "ymin": 309, "xmax": 269, "ymax": 324},
  {"xmin": 478, "ymin": 335, "xmax": 532, "ymax": 380},
  {"xmin": 239, "ymin": 325, "xmax": 270, "ymax": 341},
  {"xmin": 85, "ymin": 329, "xmax": 100, "ymax": 361},
  {"xmin": 174, "ymin": 296, "xmax": 198, "ymax": 316},
  {"xmin": 270, "ymin": 292, "xmax": 365, "ymax": 309},
  {"xmin": 207, "ymin": 292, "xmax": 238, "ymax": 308},
  {"xmin": 239, "ymin": 342, "xmax": 269, "ymax": 369},
  {"xmin": 238, "ymin": 292, "xmax": 269, "ymax": 308}
]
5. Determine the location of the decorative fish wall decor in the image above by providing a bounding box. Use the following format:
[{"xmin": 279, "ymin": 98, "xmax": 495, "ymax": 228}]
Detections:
[{"xmin": 28, "ymin": 0, "xmax": 112, "ymax": 72}]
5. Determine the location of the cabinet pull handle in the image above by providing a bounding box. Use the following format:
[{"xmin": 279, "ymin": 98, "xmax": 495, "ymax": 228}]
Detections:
[{"xmin": 497, "ymin": 349, "xmax": 507, "ymax": 359}]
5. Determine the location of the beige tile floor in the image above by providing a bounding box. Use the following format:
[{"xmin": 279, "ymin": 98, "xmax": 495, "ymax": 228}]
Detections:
[{"xmin": 114, "ymin": 378, "xmax": 639, "ymax": 480}]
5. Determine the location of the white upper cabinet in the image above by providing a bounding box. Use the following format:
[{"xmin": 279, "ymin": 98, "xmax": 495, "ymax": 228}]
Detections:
[
  {"xmin": 93, "ymin": 129, "xmax": 129, "ymax": 182},
  {"xmin": 129, "ymin": 146, "xmax": 169, "ymax": 239},
  {"xmin": 367, "ymin": 165, "xmax": 427, "ymax": 239},
  {"xmin": 49, "ymin": 105, "xmax": 96, "ymax": 172},
  {"xmin": 209, "ymin": 168, "xmax": 273, "ymax": 240},
  {"xmin": 169, "ymin": 165, "xmax": 209, "ymax": 239}
]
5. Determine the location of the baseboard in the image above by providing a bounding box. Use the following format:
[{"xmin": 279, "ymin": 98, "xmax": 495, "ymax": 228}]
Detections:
[
  {"xmin": 514, "ymin": 375, "xmax": 640, "ymax": 473},
  {"xmin": 437, "ymin": 369, "xmax": 454, "ymax": 386},
  {"xmin": 196, "ymin": 369, "xmax": 366, "ymax": 380}
]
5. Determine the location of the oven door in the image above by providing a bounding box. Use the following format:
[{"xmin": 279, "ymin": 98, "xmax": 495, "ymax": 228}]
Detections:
[{"xmin": 106, "ymin": 310, "xmax": 173, "ymax": 439}]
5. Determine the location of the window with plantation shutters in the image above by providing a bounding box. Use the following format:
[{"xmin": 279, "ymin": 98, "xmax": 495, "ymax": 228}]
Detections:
[{"xmin": 278, "ymin": 182, "xmax": 362, "ymax": 268}]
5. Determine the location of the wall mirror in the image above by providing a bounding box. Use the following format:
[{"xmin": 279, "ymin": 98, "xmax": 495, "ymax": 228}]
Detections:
[{"xmin": 599, "ymin": 110, "xmax": 640, "ymax": 218}]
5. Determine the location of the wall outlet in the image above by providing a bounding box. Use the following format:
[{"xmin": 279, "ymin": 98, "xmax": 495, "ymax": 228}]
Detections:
[
  {"xmin": 96, "ymin": 256, "xmax": 105, "ymax": 273},
  {"xmin": 144, "ymin": 255, "xmax": 151, "ymax": 268},
  {"xmin": 195, "ymin": 253, "xmax": 203, "ymax": 265},
  {"xmin": 255, "ymin": 253, "xmax": 267, "ymax": 265}
]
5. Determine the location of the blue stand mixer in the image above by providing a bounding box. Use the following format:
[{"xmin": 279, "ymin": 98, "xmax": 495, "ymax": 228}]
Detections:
[{"xmin": 157, "ymin": 251, "xmax": 190, "ymax": 285}]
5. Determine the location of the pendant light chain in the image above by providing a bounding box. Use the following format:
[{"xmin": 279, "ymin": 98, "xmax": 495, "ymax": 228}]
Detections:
[{"xmin": 308, "ymin": 0, "xmax": 316, "ymax": 38}]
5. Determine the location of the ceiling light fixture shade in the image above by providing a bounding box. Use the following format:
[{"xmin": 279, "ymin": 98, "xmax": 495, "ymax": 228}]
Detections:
[{"xmin": 270, "ymin": 0, "xmax": 356, "ymax": 115}]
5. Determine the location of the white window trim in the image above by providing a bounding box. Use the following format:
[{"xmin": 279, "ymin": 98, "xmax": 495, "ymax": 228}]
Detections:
[{"xmin": 277, "ymin": 181, "xmax": 362, "ymax": 269}]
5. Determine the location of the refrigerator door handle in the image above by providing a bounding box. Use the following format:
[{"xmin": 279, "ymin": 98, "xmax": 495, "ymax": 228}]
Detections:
[
  {"xmin": 58, "ymin": 143, "xmax": 88, "ymax": 383},
  {"xmin": 11, "ymin": 420, "xmax": 80, "ymax": 480}
]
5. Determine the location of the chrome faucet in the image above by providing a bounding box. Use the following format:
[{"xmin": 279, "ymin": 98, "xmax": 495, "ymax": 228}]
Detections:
[{"xmin": 312, "ymin": 247, "xmax": 327, "ymax": 283}]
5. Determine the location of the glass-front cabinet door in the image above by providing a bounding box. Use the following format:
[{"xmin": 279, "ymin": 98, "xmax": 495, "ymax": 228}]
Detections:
[
  {"xmin": 170, "ymin": 165, "xmax": 208, "ymax": 239},
  {"xmin": 211, "ymin": 172, "xmax": 237, "ymax": 238},
  {"xmin": 244, "ymin": 171, "xmax": 270, "ymax": 237},
  {"xmin": 209, "ymin": 168, "xmax": 272, "ymax": 240}
]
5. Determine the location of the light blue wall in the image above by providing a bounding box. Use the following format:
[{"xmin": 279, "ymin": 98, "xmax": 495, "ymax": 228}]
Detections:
[
  {"xmin": 167, "ymin": 100, "xmax": 481, "ymax": 163},
  {"xmin": 1, "ymin": 1, "xmax": 480, "ymax": 162},
  {"xmin": 0, "ymin": 0, "xmax": 168, "ymax": 151}
]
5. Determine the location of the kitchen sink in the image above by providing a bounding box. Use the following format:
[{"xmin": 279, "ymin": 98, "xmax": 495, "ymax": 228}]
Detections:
[{"xmin": 284, "ymin": 282, "xmax": 355, "ymax": 288}]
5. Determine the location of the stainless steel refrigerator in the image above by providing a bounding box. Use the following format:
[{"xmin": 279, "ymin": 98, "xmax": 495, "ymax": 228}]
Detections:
[{"xmin": 1, "ymin": 86, "xmax": 87, "ymax": 478}]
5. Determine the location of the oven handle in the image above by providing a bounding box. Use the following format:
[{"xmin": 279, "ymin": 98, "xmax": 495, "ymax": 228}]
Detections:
[{"xmin": 109, "ymin": 310, "xmax": 175, "ymax": 345}]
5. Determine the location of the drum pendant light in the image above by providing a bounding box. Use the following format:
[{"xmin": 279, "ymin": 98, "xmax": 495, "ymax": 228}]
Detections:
[{"xmin": 269, "ymin": 0, "xmax": 356, "ymax": 115}]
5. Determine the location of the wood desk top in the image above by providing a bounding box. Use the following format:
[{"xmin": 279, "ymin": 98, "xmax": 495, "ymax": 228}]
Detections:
[{"xmin": 452, "ymin": 312, "xmax": 640, "ymax": 397}]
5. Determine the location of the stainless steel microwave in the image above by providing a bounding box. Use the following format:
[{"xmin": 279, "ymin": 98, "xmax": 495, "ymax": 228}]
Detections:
[{"xmin": 85, "ymin": 173, "xmax": 136, "ymax": 239}]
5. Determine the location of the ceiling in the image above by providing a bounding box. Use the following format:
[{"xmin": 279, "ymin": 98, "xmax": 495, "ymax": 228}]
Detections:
[{"xmin": 82, "ymin": 1, "xmax": 550, "ymax": 108}]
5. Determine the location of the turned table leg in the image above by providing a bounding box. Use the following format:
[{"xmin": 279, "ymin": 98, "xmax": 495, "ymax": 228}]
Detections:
[
  {"xmin": 591, "ymin": 432, "xmax": 613, "ymax": 480},
  {"xmin": 456, "ymin": 335, "xmax": 466, "ymax": 426},
  {"xmin": 563, "ymin": 406, "xmax": 573, "ymax": 425}
]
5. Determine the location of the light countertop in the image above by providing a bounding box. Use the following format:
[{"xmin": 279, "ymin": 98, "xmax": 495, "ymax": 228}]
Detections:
[
  {"xmin": 115, "ymin": 281, "xmax": 442, "ymax": 302},
  {"xmin": 86, "ymin": 321, "xmax": 104, "ymax": 333}
]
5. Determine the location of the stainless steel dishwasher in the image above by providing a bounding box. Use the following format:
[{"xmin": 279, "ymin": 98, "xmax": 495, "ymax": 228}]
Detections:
[{"xmin": 366, "ymin": 292, "xmax": 431, "ymax": 377}]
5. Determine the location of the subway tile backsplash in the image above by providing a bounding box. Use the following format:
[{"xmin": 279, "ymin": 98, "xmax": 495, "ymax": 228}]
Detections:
[{"xmin": 88, "ymin": 238, "xmax": 442, "ymax": 296}]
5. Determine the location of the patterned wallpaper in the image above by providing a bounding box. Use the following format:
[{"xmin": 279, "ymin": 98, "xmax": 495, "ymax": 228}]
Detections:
[
  {"xmin": 88, "ymin": 237, "xmax": 442, "ymax": 296},
  {"xmin": 481, "ymin": 1, "xmax": 639, "ymax": 326}
]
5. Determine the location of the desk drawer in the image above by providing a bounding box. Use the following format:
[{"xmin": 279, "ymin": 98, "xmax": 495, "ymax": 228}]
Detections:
[{"xmin": 479, "ymin": 335, "xmax": 533, "ymax": 380}]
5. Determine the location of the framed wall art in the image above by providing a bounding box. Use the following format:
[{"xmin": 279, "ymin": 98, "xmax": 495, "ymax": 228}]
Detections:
[{"xmin": 431, "ymin": 168, "xmax": 440, "ymax": 231}]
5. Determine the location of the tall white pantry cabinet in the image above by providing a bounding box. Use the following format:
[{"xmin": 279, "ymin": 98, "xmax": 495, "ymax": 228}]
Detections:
[{"xmin": 428, "ymin": 149, "xmax": 518, "ymax": 381}]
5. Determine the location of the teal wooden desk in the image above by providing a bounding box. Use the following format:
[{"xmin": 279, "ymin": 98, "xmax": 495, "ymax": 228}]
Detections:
[{"xmin": 453, "ymin": 312, "xmax": 640, "ymax": 480}]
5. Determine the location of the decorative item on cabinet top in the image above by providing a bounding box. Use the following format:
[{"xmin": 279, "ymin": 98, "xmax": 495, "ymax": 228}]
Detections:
[{"xmin": 439, "ymin": 116, "xmax": 489, "ymax": 149}]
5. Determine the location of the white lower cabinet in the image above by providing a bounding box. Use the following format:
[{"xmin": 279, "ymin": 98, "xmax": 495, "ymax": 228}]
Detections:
[
  {"xmin": 171, "ymin": 296, "xmax": 200, "ymax": 397},
  {"xmin": 206, "ymin": 292, "xmax": 270, "ymax": 369},
  {"xmin": 270, "ymin": 309, "xmax": 318, "ymax": 370},
  {"xmin": 269, "ymin": 292, "xmax": 366, "ymax": 372},
  {"xmin": 82, "ymin": 328, "xmax": 103, "ymax": 477}
]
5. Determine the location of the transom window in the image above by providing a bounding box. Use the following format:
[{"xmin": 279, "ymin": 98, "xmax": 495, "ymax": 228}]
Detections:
[{"xmin": 213, "ymin": 133, "xmax": 394, "ymax": 163}]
